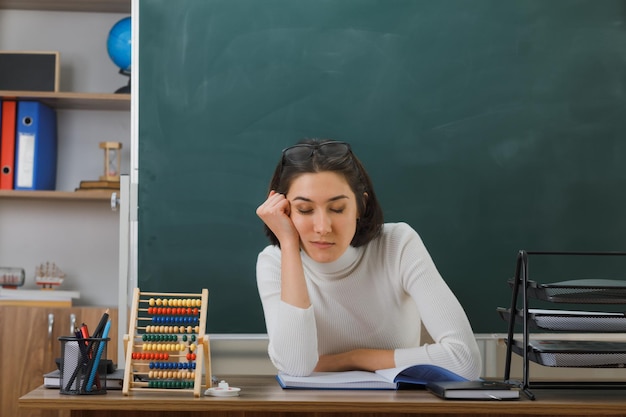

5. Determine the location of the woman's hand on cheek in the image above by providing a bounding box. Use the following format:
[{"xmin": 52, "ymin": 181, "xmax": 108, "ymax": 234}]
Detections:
[{"xmin": 256, "ymin": 191, "xmax": 300, "ymax": 246}]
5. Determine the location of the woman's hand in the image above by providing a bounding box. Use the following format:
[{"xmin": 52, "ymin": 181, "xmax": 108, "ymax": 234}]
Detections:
[
  {"xmin": 256, "ymin": 190, "xmax": 300, "ymax": 247},
  {"xmin": 314, "ymin": 349, "xmax": 395, "ymax": 372},
  {"xmin": 258, "ymin": 190, "xmax": 310, "ymax": 308}
]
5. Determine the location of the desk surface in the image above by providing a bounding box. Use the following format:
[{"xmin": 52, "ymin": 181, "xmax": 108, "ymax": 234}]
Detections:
[{"xmin": 19, "ymin": 375, "xmax": 626, "ymax": 416}]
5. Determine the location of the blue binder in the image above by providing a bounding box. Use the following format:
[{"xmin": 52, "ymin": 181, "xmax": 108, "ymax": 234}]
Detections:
[{"xmin": 14, "ymin": 101, "xmax": 57, "ymax": 190}]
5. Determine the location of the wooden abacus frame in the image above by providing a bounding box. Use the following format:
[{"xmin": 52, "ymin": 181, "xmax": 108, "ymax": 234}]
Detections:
[{"xmin": 122, "ymin": 288, "xmax": 211, "ymax": 397}]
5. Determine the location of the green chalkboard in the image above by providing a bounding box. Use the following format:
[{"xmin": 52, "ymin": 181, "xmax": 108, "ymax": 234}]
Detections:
[{"xmin": 138, "ymin": 0, "xmax": 626, "ymax": 334}]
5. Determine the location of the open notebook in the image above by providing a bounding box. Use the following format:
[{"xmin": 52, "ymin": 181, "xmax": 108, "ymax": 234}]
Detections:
[{"xmin": 276, "ymin": 364, "xmax": 467, "ymax": 390}]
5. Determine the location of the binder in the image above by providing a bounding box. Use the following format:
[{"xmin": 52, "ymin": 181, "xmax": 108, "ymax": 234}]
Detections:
[
  {"xmin": 14, "ymin": 101, "xmax": 58, "ymax": 190},
  {"xmin": 0, "ymin": 100, "xmax": 17, "ymax": 190}
]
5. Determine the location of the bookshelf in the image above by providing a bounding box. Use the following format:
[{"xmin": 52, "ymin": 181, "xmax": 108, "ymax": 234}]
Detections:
[
  {"xmin": 0, "ymin": 91, "xmax": 129, "ymax": 200},
  {"xmin": 0, "ymin": 91, "xmax": 129, "ymax": 199},
  {"xmin": 0, "ymin": 2, "xmax": 130, "ymax": 416},
  {"xmin": 0, "ymin": 0, "xmax": 131, "ymax": 198},
  {"xmin": 0, "ymin": 189, "xmax": 116, "ymax": 201},
  {"xmin": 0, "ymin": 91, "xmax": 130, "ymax": 111}
]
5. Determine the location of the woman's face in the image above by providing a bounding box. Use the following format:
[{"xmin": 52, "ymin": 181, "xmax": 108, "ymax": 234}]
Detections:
[{"xmin": 286, "ymin": 171, "xmax": 359, "ymax": 263}]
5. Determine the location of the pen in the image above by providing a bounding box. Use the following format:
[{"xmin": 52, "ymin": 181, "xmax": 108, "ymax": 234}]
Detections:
[
  {"xmin": 82, "ymin": 310, "xmax": 109, "ymax": 390},
  {"xmin": 92, "ymin": 309, "xmax": 110, "ymax": 338},
  {"xmin": 85, "ymin": 319, "xmax": 111, "ymax": 392},
  {"xmin": 80, "ymin": 323, "xmax": 90, "ymax": 340},
  {"xmin": 80, "ymin": 322, "xmax": 103, "ymax": 389}
]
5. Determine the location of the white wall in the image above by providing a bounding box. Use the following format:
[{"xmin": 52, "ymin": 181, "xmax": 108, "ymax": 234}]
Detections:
[{"xmin": 0, "ymin": 9, "xmax": 130, "ymax": 307}]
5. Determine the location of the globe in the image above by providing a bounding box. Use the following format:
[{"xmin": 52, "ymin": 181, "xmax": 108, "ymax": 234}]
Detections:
[
  {"xmin": 107, "ymin": 17, "xmax": 131, "ymax": 71},
  {"xmin": 107, "ymin": 16, "xmax": 131, "ymax": 93}
]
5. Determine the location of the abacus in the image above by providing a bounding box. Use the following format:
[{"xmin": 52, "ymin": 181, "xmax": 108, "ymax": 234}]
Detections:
[{"xmin": 122, "ymin": 288, "xmax": 211, "ymax": 397}]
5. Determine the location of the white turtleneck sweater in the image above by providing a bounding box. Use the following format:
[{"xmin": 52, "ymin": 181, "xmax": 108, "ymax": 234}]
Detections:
[{"xmin": 256, "ymin": 222, "xmax": 482, "ymax": 379}]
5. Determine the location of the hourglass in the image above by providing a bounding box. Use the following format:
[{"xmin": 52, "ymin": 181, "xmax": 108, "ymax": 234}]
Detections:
[{"xmin": 100, "ymin": 141, "xmax": 122, "ymax": 181}]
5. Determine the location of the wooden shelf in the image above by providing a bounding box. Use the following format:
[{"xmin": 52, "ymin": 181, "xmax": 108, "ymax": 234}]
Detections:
[
  {"xmin": 0, "ymin": 91, "xmax": 130, "ymax": 111},
  {"xmin": 0, "ymin": 190, "xmax": 116, "ymax": 201},
  {"xmin": 0, "ymin": 0, "xmax": 130, "ymax": 13}
]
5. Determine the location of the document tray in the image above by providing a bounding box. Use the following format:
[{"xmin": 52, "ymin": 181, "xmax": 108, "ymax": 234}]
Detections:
[
  {"xmin": 507, "ymin": 279, "xmax": 626, "ymax": 304},
  {"xmin": 510, "ymin": 339, "xmax": 626, "ymax": 367},
  {"xmin": 497, "ymin": 307, "xmax": 626, "ymax": 332}
]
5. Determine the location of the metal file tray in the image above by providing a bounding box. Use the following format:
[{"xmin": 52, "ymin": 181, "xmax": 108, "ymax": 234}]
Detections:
[
  {"xmin": 507, "ymin": 279, "xmax": 626, "ymax": 304},
  {"xmin": 497, "ymin": 307, "xmax": 626, "ymax": 332},
  {"xmin": 510, "ymin": 339, "xmax": 626, "ymax": 367}
]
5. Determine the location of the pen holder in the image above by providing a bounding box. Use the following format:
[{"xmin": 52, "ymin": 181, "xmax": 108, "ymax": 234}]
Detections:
[{"xmin": 58, "ymin": 336, "xmax": 110, "ymax": 395}]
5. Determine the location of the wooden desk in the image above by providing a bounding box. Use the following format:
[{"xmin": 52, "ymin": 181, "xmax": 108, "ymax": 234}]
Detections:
[{"xmin": 19, "ymin": 375, "xmax": 626, "ymax": 417}]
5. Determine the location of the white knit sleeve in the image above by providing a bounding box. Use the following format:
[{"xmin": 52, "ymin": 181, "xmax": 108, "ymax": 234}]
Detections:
[
  {"xmin": 256, "ymin": 247, "xmax": 319, "ymax": 376},
  {"xmin": 392, "ymin": 224, "xmax": 482, "ymax": 379}
]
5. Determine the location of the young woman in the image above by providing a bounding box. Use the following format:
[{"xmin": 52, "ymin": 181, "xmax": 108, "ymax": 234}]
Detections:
[{"xmin": 256, "ymin": 139, "xmax": 481, "ymax": 378}]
